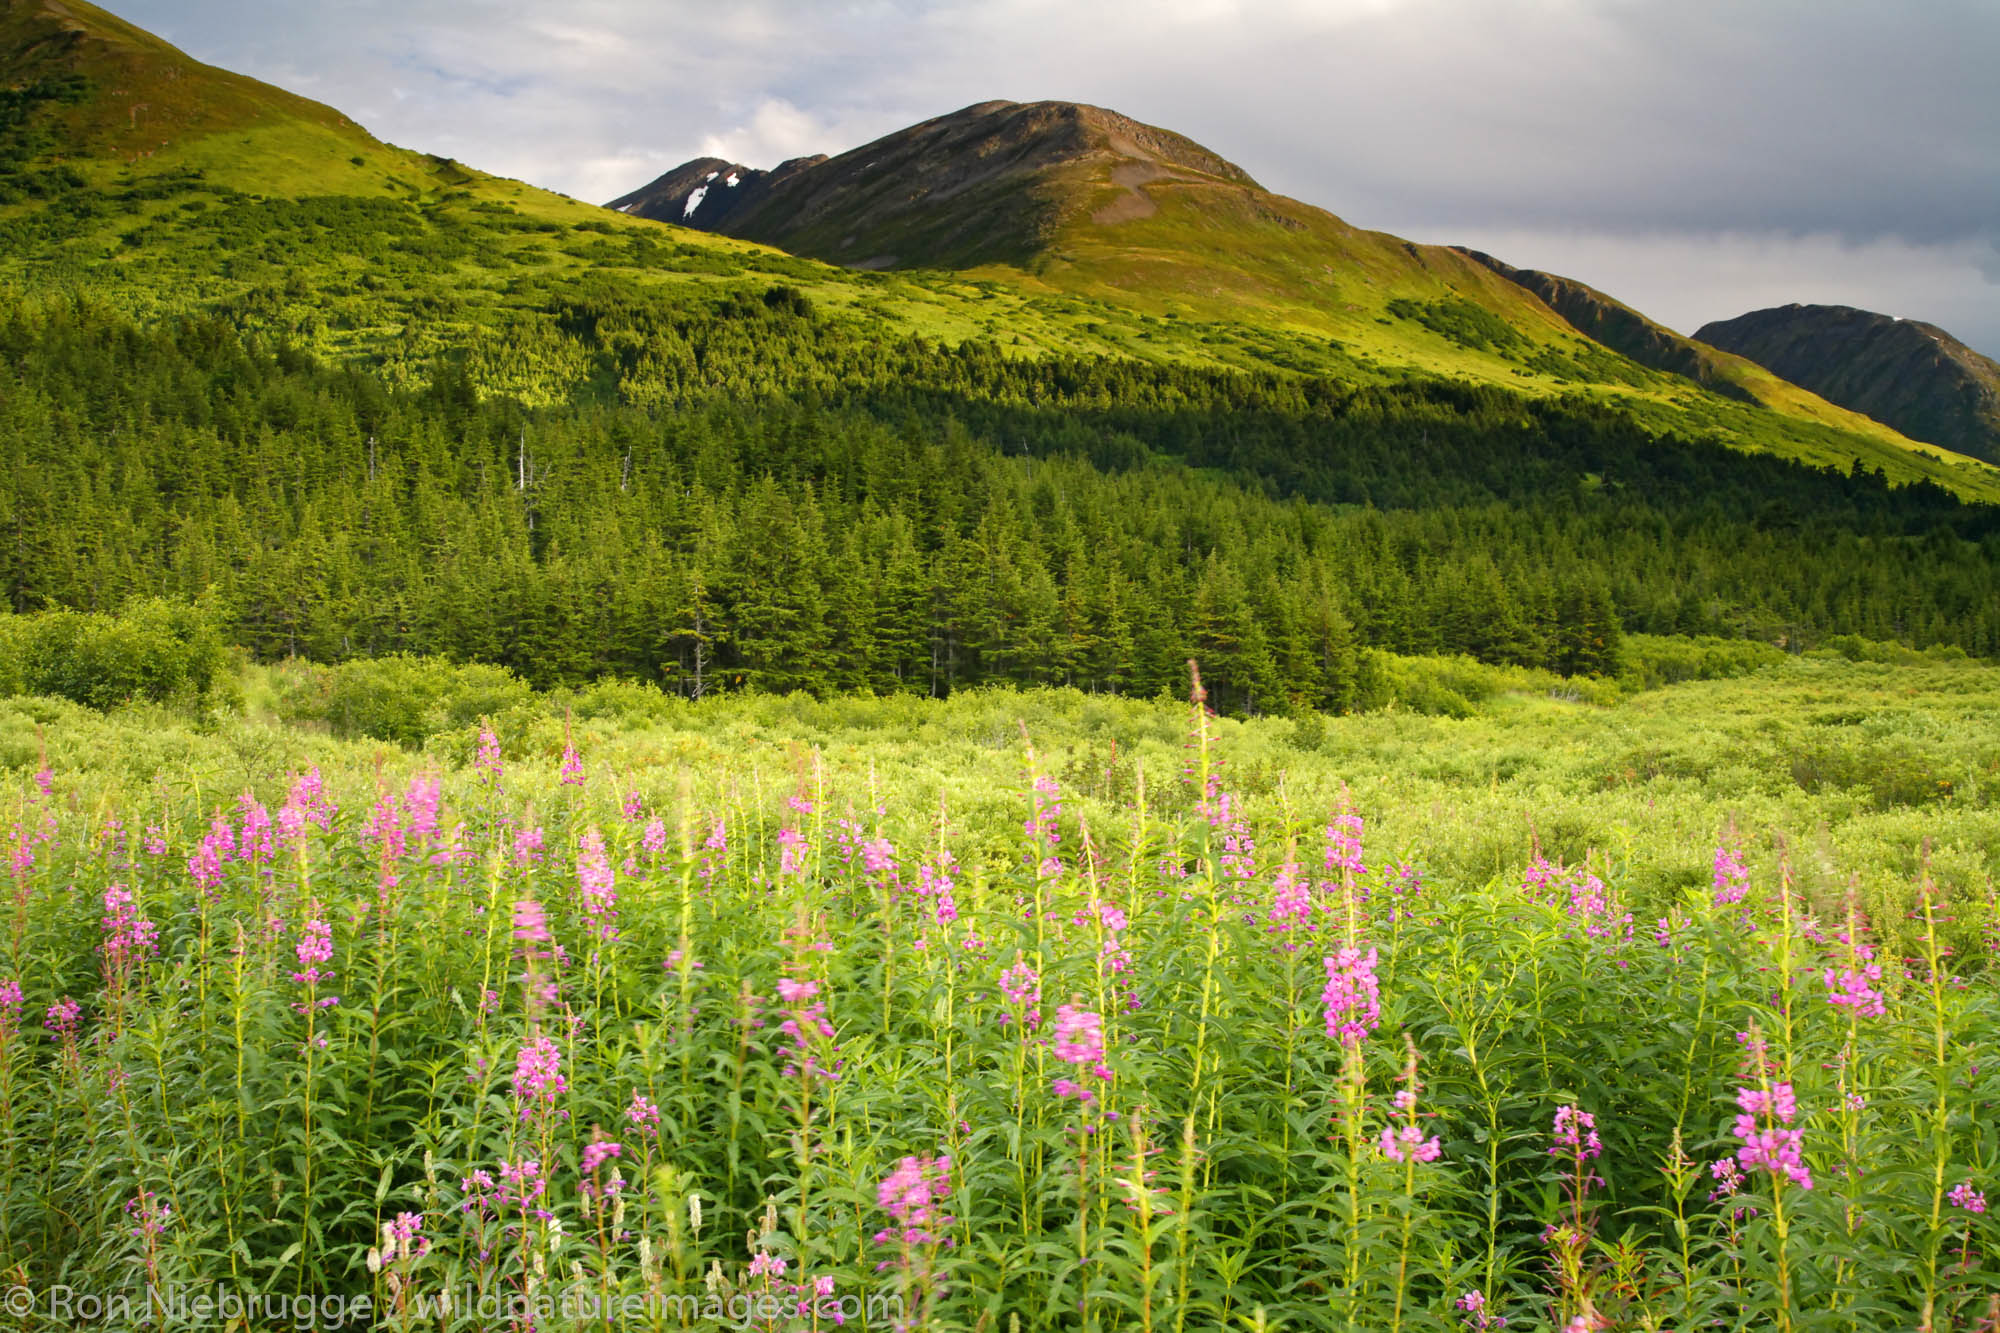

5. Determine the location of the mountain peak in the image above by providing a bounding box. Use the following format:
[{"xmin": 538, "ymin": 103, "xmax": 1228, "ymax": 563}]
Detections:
[
  {"xmin": 1697, "ymin": 304, "xmax": 2000, "ymax": 463},
  {"xmin": 604, "ymin": 98, "xmax": 1260, "ymax": 269}
]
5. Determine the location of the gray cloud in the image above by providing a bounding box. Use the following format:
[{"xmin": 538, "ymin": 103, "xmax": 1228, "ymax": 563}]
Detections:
[{"xmin": 117, "ymin": 0, "xmax": 2000, "ymax": 356}]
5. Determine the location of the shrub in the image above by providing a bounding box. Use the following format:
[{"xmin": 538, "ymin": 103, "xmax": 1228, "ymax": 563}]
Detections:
[
  {"xmin": 0, "ymin": 600, "xmax": 231, "ymax": 710},
  {"xmin": 1618, "ymin": 633, "xmax": 1787, "ymax": 689},
  {"xmin": 279, "ymin": 653, "xmax": 533, "ymax": 746}
]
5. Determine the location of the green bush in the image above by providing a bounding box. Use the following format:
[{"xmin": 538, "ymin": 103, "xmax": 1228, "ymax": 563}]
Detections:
[
  {"xmin": 1619, "ymin": 633, "xmax": 1787, "ymax": 689},
  {"xmin": 1809, "ymin": 633, "xmax": 1970, "ymax": 666},
  {"xmin": 0, "ymin": 600, "xmax": 231, "ymax": 710},
  {"xmin": 279, "ymin": 653, "xmax": 533, "ymax": 746},
  {"xmin": 1356, "ymin": 650, "xmax": 1589, "ymax": 716}
]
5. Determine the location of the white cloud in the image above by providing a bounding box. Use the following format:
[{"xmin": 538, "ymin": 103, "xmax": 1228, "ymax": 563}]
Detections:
[{"xmin": 696, "ymin": 99, "xmax": 836, "ymax": 169}]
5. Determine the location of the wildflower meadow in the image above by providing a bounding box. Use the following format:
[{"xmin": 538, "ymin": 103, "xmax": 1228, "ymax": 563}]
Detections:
[{"xmin": 0, "ymin": 659, "xmax": 1997, "ymax": 1331}]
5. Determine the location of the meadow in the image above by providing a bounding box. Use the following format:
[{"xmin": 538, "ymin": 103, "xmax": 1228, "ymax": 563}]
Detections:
[{"xmin": 1, "ymin": 650, "xmax": 1997, "ymax": 1330}]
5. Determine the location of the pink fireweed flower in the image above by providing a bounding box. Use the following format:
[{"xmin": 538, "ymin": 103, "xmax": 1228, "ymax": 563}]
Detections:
[
  {"xmin": 776, "ymin": 978, "xmax": 840, "ymax": 1082},
  {"xmin": 1456, "ymin": 1288, "xmax": 1506, "ymax": 1330},
  {"xmin": 0, "ymin": 977, "xmax": 21, "ymax": 1040},
  {"xmin": 1052, "ymin": 1004, "xmax": 1106, "ymax": 1066},
  {"xmin": 1051, "ymin": 1003, "xmax": 1111, "ymax": 1101},
  {"xmin": 580, "ymin": 1139, "xmax": 623, "ymax": 1177},
  {"xmin": 559, "ymin": 742, "xmax": 584, "ymax": 786},
  {"xmin": 748, "ymin": 1251, "xmax": 787, "ymax": 1280},
  {"xmin": 625, "ymin": 1091, "xmax": 662, "ymax": 1138},
  {"xmin": 1206, "ymin": 789, "xmax": 1257, "ymax": 884},
  {"xmin": 45, "ymin": 996, "xmax": 81, "ymax": 1040},
  {"xmin": 1707, "ymin": 1156, "xmax": 1747, "ymax": 1201},
  {"xmin": 362, "ymin": 790, "xmax": 408, "ymax": 893},
  {"xmin": 1525, "ymin": 858, "xmax": 1632, "ymax": 945},
  {"xmin": 125, "ymin": 1190, "xmax": 172, "ymax": 1239},
  {"xmin": 1268, "ymin": 860, "xmax": 1312, "ymax": 935},
  {"xmin": 1321, "ymin": 946, "xmax": 1381, "ymax": 1046},
  {"xmin": 777, "ymin": 827, "xmax": 808, "ymax": 879},
  {"xmin": 497, "ymin": 1158, "xmax": 547, "ymax": 1215},
  {"xmin": 511, "ymin": 897, "xmax": 550, "ymax": 944},
  {"xmin": 918, "ymin": 854, "xmax": 959, "ymax": 928},
  {"xmin": 458, "ymin": 1169, "xmax": 496, "ymax": 1217},
  {"xmin": 1732, "ymin": 1083, "xmax": 1812, "ymax": 1190},
  {"xmin": 385, "ymin": 1210, "xmax": 429, "ymax": 1261},
  {"xmin": 278, "ymin": 767, "xmax": 336, "ymax": 844},
  {"xmin": 511, "ymin": 825, "xmax": 546, "ymax": 869},
  {"xmin": 428, "ymin": 823, "xmax": 471, "ymax": 868},
  {"xmin": 621, "ymin": 790, "xmax": 644, "ymax": 822},
  {"xmin": 1949, "ymin": 1182, "xmax": 1988, "ymax": 1214},
  {"xmin": 1381, "ymin": 860, "xmax": 1424, "ymax": 923},
  {"xmin": 874, "ymin": 1154, "xmax": 954, "ymax": 1246},
  {"xmin": 1324, "ymin": 808, "xmax": 1365, "ymax": 879},
  {"xmin": 695, "ymin": 817, "xmax": 726, "ymax": 882},
  {"xmin": 476, "ymin": 724, "xmax": 504, "ymax": 784},
  {"xmin": 1384, "ymin": 1058, "xmax": 1443, "ymax": 1163},
  {"xmin": 1380, "ymin": 1124, "xmax": 1443, "ymax": 1163},
  {"xmin": 998, "ymin": 961, "xmax": 1042, "ymax": 1030},
  {"xmin": 292, "ymin": 919, "xmax": 335, "ymax": 989},
  {"xmin": 642, "ymin": 816, "xmax": 670, "ymax": 857},
  {"xmin": 1822, "ymin": 960, "xmax": 1886, "ymax": 1016},
  {"xmin": 511, "ymin": 1035, "xmax": 568, "ymax": 1121},
  {"xmin": 1549, "ymin": 1105, "xmax": 1602, "ymax": 1161},
  {"xmin": 236, "ymin": 793, "xmax": 275, "ymax": 867},
  {"xmin": 1712, "ymin": 844, "xmax": 1750, "ymax": 906},
  {"xmin": 576, "ymin": 828, "xmax": 618, "ymax": 942},
  {"xmin": 1025, "ymin": 774, "xmax": 1062, "ymax": 877},
  {"xmin": 861, "ymin": 836, "xmax": 899, "ymax": 884},
  {"xmin": 6, "ymin": 824, "xmax": 31, "ymax": 878},
  {"xmin": 403, "ymin": 774, "xmax": 442, "ymax": 846},
  {"xmin": 100, "ymin": 885, "xmax": 160, "ymax": 965},
  {"xmin": 187, "ymin": 814, "xmax": 236, "ymax": 897}
]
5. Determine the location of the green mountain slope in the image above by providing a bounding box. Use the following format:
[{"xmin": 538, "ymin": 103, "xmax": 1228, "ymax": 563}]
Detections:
[
  {"xmin": 1697, "ymin": 304, "xmax": 2000, "ymax": 464},
  {"xmin": 2, "ymin": 2, "xmax": 1997, "ymax": 499},
  {"xmin": 617, "ymin": 99, "xmax": 1999, "ymax": 497},
  {"xmin": 620, "ymin": 98, "xmax": 2000, "ymax": 492}
]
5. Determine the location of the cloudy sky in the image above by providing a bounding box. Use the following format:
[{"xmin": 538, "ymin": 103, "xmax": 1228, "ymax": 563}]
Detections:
[{"xmin": 121, "ymin": 0, "xmax": 2000, "ymax": 357}]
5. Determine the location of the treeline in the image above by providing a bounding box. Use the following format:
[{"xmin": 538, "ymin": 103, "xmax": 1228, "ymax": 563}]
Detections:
[{"xmin": 3, "ymin": 304, "xmax": 1996, "ymax": 714}]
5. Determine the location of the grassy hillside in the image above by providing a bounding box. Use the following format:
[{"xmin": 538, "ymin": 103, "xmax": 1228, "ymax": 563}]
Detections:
[
  {"xmin": 2, "ymin": 7, "xmax": 1995, "ymax": 499},
  {"xmin": 622, "ymin": 98, "xmax": 1999, "ymax": 497},
  {"xmin": 980, "ymin": 131, "xmax": 1989, "ymax": 490}
]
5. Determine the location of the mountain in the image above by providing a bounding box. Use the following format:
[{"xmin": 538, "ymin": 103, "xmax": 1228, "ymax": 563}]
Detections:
[
  {"xmin": 0, "ymin": 0, "xmax": 433, "ymax": 195},
  {"xmin": 614, "ymin": 100, "xmax": 1995, "ymax": 492},
  {"xmin": 1696, "ymin": 305, "xmax": 2000, "ymax": 465},
  {"xmin": 1455, "ymin": 250, "xmax": 1757, "ymax": 403},
  {"xmin": 3, "ymin": 1, "xmax": 2000, "ymax": 694},
  {"xmin": 610, "ymin": 100, "xmax": 1261, "ymax": 271},
  {"xmin": 3, "ymin": 3, "xmax": 1996, "ymax": 499},
  {"xmin": 607, "ymin": 153, "xmax": 826, "ymax": 232}
]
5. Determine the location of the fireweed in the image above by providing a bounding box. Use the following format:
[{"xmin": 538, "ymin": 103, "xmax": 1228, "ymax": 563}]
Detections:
[
  {"xmin": 3, "ymin": 711, "xmax": 1997, "ymax": 1331},
  {"xmin": 1544, "ymin": 1104, "xmax": 1606, "ymax": 1328}
]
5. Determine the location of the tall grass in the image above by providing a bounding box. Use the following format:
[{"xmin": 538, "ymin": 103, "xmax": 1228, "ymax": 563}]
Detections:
[{"xmin": 0, "ymin": 659, "xmax": 1995, "ymax": 1327}]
